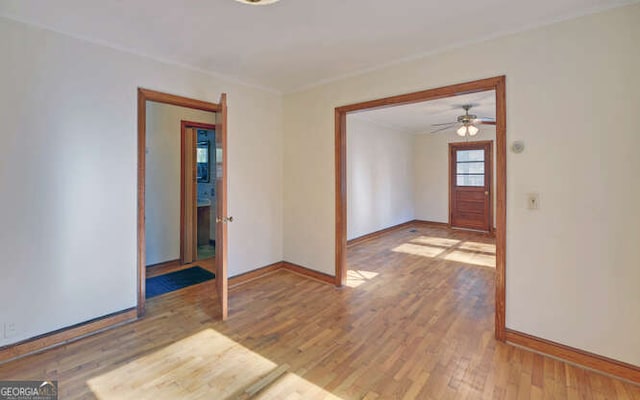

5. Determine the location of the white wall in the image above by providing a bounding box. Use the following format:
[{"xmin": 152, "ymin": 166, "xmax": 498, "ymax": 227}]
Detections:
[
  {"xmin": 145, "ymin": 102, "xmax": 215, "ymax": 265},
  {"xmin": 0, "ymin": 16, "xmax": 283, "ymax": 346},
  {"xmin": 347, "ymin": 116, "xmax": 414, "ymax": 240},
  {"xmin": 413, "ymin": 127, "xmax": 496, "ymax": 227},
  {"xmin": 283, "ymin": 4, "xmax": 640, "ymax": 366}
]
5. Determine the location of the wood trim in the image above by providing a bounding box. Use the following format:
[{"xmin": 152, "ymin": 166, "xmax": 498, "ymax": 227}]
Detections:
[
  {"xmin": 229, "ymin": 261, "xmax": 335, "ymax": 288},
  {"xmin": 216, "ymin": 93, "xmax": 229, "ymax": 320},
  {"xmin": 146, "ymin": 259, "xmax": 180, "ymax": 270},
  {"xmin": 412, "ymin": 220, "xmax": 450, "ymax": 228},
  {"xmin": 347, "ymin": 220, "xmax": 454, "ymax": 247},
  {"xmin": 494, "ymin": 77, "xmax": 507, "ymax": 342},
  {"xmin": 179, "ymin": 126, "xmax": 185, "ymax": 263},
  {"xmin": 137, "ymin": 88, "xmax": 221, "ymax": 318},
  {"xmin": 336, "ymin": 76, "xmax": 506, "ymax": 113},
  {"xmin": 182, "ymin": 121, "xmax": 218, "ymax": 130},
  {"xmin": 137, "ymin": 89, "xmax": 147, "ymax": 317},
  {"xmin": 335, "ymin": 109, "xmax": 347, "ymax": 287},
  {"xmin": 506, "ymin": 329, "xmax": 640, "ymax": 385},
  {"xmin": 448, "ymin": 140, "xmax": 493, "ymax": 233},
  {"xmin": 0, "ymin": 309, "xmax": 137, "ymax": 364},
  {"xmin": 282, "ymin": 262, "xmax": 335, "ymax": 285},
  {"xmin": 138, "ymin": 88, "xmax": 221, "ymax": 113},
  {"xmin": 229, "ymin": 262, "xmax": 285, "ymax": 288},
  {"xmin": 180, "ymin": 127, "xmax": 198, "ymax": 263},
  {"xmin": 347, "ymin": 220, "xmax": 415, "ymax": 246},
  {"xmin": 335, "ymin": 76, "xmax": 507, "ymax": 341}
]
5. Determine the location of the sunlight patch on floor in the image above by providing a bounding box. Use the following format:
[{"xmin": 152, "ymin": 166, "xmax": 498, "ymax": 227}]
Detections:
[
  {"xmin": 445, "ymin": 250, "xmax": 496, "ymax": 268},
  {"xmin": 392, "ymin": 243, "xmax": 446, "ymax": 258},
  {"xmin": 255, "ymin": 373, "xmax": 343, "ymax": 399},
  {"xmin": 457, "ymin": 241, "xmax": 496, "ymax": 254},
  {"xmin": 410, "ymin": 236, "xmax": 460, "ymax": 248},
  {"xmin": 87, "ymin": 329, "xmax": 344, "ymax": 400},
  {"xmin": 345, "ymin": 269, "xmax": 380, "ymax": 288}
]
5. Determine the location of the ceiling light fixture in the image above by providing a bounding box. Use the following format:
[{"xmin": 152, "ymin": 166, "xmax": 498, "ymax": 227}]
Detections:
[
  {"xmin": 457, "ymin": 124, "xmax": 479, "ymax": 137},
  {"xmin": 430, "ymin": 104, "xmax": 494, "ymax": 137},
  {"xmin": 234, "ymin": 0, "xmax": 281, "ymax": 5}
]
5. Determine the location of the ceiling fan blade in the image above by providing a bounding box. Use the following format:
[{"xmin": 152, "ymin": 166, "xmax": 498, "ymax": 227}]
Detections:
[
  {"xmin": 472, "ymin": 117, "xmax": 496, "ymax": 126},
  {"xmin": 430, "ymin": 125, "xmax": 456, "ymax": 134},
  {"xmin": 431, "ymin": 121, "xmax": 458, "ymax": 127}
]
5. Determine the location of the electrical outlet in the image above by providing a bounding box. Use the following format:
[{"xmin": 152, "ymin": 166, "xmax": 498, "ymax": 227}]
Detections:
[
  {"xmin": 4, "ymin": 322, "xmax": 16, "ymax": 339},
  {"xmin": 527, "ymin": 193, "xmax": 540, "ymax": 210}
]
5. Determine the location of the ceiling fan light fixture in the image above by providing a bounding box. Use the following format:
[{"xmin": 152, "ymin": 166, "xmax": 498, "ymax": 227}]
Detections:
[
  {"xmin": 431, "ymin": 104, "xmax": 489, "ymax": 137},
  {"xmin": 234, "ymin": 0, "xmax": 281, "ymax": 4}
]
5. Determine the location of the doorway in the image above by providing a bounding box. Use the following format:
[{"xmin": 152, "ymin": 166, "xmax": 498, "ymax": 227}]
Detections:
[
  {"xmin": 137, "ymin": 89, "xmax": 229, "ymax": 320},
  {"xmin": 180, "ymin": 121, "xmax": 217, "ymax": 264},
  {"xmin": 449, "ymin": 141, "xmax": 493, "ymax": 232},
  {"xmin": 335, "ymin": 76, "xmax": 507, "ymax": 340}
]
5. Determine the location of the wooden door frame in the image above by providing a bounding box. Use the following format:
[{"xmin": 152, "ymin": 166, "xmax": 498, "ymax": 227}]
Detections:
[
  {"xmin": 448, "ymin": 140, "xmax": 493, "ymax": 232},
  {"xmin": 137, "ymin": 88, "xmax": 221, "ymax": 317},
  {"xmin": 335, "ymin": 76, "xmax": 507, "ymax": 341},
  {"xmin": 180, "ymin": 121, "xmax": 216, "ymax": 264}
]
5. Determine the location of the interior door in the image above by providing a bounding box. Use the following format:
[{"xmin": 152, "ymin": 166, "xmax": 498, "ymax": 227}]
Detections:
[
  {"xmin": 215, "ymin": 93, "xmax": 229, "ymax": 320},
  {"xmin": 181, "ymin": 127, "xmax": 198, "ymax": 264},
  {"xmin": 449, "ymin": 141, "xmax": 492, "ymax": 232}
]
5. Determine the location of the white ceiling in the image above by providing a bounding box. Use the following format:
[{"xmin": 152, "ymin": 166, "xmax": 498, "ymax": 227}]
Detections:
[
  {"xmin": 349, "ymin": 91, "xmax": 496, "ymax": 135},
  {"xmin": 0, "ymin": 0, "xmax": 635, "ymax": 93}
]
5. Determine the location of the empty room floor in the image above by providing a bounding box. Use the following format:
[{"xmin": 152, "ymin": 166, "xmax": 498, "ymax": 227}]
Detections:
[{"xmin": 0, "ymin": 223, "xmax": 638, "ymax": 399}]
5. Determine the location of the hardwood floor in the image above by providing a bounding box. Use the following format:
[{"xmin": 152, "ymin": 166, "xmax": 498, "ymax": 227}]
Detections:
[{"xmin": 1, "ymin": 224, "xmax": 638, "ymax": 399}]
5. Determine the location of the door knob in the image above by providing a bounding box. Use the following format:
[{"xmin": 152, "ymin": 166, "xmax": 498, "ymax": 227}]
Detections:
[{"xmin": 484, "ymin": 191, "xmax": 489, "ymax": 195}]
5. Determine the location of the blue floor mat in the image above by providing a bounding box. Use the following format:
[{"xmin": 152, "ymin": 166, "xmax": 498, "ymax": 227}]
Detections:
[{"xmin": 146, "ymin": 266, "xmax": 215, "ymax": 298}]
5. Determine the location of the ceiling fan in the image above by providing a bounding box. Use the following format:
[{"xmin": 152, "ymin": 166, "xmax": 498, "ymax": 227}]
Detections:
[{"xmin": 431, "ymin": 104, "xmax": 495, "ymax": 137}]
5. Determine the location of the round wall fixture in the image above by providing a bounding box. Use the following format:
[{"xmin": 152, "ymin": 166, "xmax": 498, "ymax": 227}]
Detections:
[
  {"xmin": 234, "ymin": 0, "xmax": 281, "ymax": 5},
  {"xmin": 511, "ymin": 140, "xmax": 525, "ymax": 153}
]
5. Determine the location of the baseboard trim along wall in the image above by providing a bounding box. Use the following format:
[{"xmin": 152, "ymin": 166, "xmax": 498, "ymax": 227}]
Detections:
[
  {"xmin": 281, "ymin": 261, "xmax": 335, "ymax": 285},
  {"xmin": 505, "ymin": 329, "xmax": 640, "ymax": 385},
  {"xmin": 0, "ymin": 308, "xmax": 138, "ymax": 365},
  {"xmin": 347, "ymin": 220, "xmax": 416, "ymax": 246},
  {"xmin": 229, "ymin": 262, "xmax": 285, "ymax": 287},
  {"xmin": 412, "ymin": 220, "xmax": 450, "ymax": 228},
  {"xmin": 146, "ymin": 258, "xmax": 181, "ymax": 269},
  {"xmin": 347, "ymin": 220, "xmax": 454, "ymax": 246},
  {"xmin": 229, "ymin": 261, "xmax": 335, "ymax": 288}
]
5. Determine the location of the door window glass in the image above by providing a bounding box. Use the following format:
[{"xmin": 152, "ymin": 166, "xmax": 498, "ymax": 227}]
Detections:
[{"xmin": 456, "ymin": 149, "xmax": 485, "ymax": 187}]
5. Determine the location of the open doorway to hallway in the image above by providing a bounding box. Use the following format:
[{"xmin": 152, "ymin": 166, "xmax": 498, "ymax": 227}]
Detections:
[
  {"xmin": 335, "ymin": 76, "xmax": 506, "ymax": 339},
  {"xmin": 344, "ymin": 89, "xmax": 497, "ymax": 285},
  {"xmin": 346, "ymin": 90, "xmax": 497, "ymax": 240}
]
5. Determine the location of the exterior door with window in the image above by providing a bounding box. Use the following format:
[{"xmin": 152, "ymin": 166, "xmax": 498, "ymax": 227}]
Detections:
[{"xmin": 449, "ymin": 141, "xmax": 492, "ymax": 232}]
